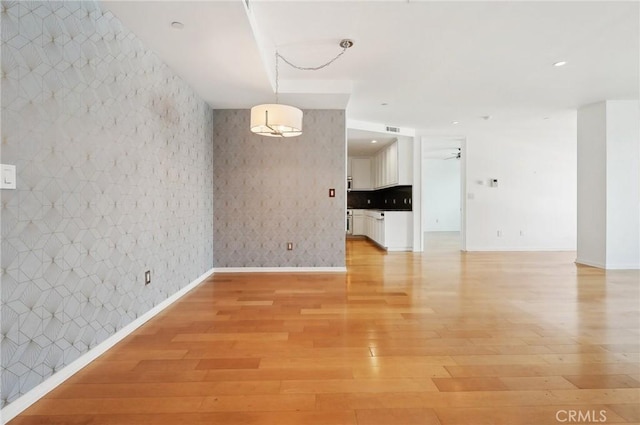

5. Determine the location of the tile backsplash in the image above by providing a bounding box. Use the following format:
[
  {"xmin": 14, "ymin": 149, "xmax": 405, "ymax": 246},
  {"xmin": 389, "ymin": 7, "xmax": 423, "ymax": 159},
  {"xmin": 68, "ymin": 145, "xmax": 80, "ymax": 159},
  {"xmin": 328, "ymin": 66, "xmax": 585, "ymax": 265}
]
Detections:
[{"xmin": 348, "ymin": 186, "xmax": 412, "ymax": 210}]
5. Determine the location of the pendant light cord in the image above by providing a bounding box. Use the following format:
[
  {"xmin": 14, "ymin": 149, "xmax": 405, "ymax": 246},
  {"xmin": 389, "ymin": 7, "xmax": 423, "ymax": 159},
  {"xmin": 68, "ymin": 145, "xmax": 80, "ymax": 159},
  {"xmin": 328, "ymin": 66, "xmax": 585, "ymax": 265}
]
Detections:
[
  {"xmin": 276, "ymin": 45, "xmax": 350, "ymax": 72},
  {"xmin": 275, "ymin": 51, "xmax": 280, "ymax": 104},
  {"xmin": 274, "ymin": 40, "xmax": 352, "ymax": 104}
]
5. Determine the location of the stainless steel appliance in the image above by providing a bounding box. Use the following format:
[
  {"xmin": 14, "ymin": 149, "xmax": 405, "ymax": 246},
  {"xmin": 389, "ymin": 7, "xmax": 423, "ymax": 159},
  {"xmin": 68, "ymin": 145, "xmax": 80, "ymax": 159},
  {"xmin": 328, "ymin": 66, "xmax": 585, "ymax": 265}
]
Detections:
[{"xmin": 346, "ymin": 209, "xmax": 353, "ymax": 235}]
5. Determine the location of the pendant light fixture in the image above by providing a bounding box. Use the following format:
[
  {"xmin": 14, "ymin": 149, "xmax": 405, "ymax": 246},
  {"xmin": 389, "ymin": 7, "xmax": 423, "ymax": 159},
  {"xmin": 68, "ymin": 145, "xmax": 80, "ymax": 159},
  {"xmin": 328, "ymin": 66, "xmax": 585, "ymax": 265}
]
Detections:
[{"xmin": 250, "ymin": 39, "xmax": 354, "ymax": 138}]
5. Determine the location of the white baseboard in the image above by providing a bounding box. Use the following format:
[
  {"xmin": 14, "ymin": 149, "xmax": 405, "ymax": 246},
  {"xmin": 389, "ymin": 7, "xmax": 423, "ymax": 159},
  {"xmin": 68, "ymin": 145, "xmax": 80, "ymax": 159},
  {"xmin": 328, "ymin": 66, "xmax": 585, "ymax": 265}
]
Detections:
[
  {"xmin": 386, "ymin": 246, "xmax": 413, "ymax": 252},
  {"xmin": 575, "ymin": 258, "xmax": 606, "ymax": 269},
  {"xmin": 603, "ymin": 263, "xmax": 640, "ymax": 270},
  {"xmin": 607, "ymin": 263, "xmax": 640, "ymax": 270},
  {"xmin": 576, "ymin": 258, "xmax": 640, "ymax": 270},
  {"xmin": 464, "ymin": 246, "xmax": 576, "ymax": 252},
  {"xmin": 213, "ymin": 267, "xmax": 347, "ymax": 273},
  {"xmin": 0, "ymin": 268, "xmax": 215, "ymax": 424}
]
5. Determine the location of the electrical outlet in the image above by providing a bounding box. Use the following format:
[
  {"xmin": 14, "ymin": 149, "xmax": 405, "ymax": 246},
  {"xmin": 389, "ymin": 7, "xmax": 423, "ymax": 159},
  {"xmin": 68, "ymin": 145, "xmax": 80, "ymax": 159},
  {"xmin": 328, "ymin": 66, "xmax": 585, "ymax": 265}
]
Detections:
[
  {"xmin": 287, "ymin": 242, "xmax": 293, "ymax": 251},
  {"xmin": 497, "ymin": 230, "xmax": 502, "ymax": 237},
  {"xmin": 145, "ymin": 270, "xmax": 151, "ymax": 285}
]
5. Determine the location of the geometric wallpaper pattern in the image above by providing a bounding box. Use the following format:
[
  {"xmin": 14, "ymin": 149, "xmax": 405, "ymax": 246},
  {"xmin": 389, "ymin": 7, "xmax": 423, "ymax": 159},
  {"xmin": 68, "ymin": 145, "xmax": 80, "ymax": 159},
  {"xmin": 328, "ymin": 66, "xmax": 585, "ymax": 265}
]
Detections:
[
  {"xmin": 212, "ymin": 109, "xmax": 346, "ymax": 268},
  {"xmin": 1, "ymin": 0, "xmax": 213, "ymax": 408}
]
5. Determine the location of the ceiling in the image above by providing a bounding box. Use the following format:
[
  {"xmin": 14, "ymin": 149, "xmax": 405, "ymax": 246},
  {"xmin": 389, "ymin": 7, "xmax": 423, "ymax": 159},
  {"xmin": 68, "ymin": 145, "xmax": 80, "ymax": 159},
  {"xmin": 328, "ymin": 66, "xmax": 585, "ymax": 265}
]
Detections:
[
  {"xmin": 103, "ymin": 1, "xmax": 639, "ymax": 141},
  {"xmin": 347, "ymin": 129, "xmax": 398, "ymax": 157}
]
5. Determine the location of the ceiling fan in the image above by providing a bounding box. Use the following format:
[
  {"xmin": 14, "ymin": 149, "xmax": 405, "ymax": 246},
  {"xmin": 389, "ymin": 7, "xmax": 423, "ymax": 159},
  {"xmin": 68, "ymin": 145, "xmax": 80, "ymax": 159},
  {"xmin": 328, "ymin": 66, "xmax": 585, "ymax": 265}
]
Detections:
[{"xmin": 445, "ymin": 148, "xmax": 461, "ymax": 160}]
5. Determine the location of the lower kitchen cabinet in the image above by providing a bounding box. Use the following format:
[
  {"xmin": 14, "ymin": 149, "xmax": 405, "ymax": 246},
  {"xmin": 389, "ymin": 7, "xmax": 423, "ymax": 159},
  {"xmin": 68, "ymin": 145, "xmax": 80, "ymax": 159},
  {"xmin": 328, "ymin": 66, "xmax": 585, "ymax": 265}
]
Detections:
[
  {"xmin": 353, "ymin": 218, "xmax": 365, "ymax": 236},
  {"xmin": 354, "ymin": 210, "xmax": 412, "ymax": 251},
  {"xmin": 365, "ymin": 213, "xmax": 385, "ymax": 247},
  {"xmin": 383, "ymin": 211, "xmax": 413, "ymax": 251},
  {"xmin": 352, "ymin": 210, "xmax": 365, "ymax": 235}
]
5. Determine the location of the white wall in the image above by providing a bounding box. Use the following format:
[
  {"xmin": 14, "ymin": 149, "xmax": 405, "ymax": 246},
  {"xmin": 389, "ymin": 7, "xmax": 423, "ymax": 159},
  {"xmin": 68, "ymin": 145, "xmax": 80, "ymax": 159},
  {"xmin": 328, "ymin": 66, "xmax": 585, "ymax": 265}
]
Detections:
[
  {"xmin": 576, "ymin": 102, "xmax": 608, "ymax": 266},
  {"xmin": 412, "ymin": 137, "xmax": 424, "ymax": 251},
  {"xmin": 464, "ymin": 115, "xmax": 577, "ymax": 251},
  {"xmin": 606, "ymin": 101, "xmax": 640, "ymax": 268},
  {"xmin": 423, "ymin": 159, "xmax": 461, "ymax": 231},
  {"xmin": 578, "ymin": 100, "xmax": 640, "ymax": 269}
]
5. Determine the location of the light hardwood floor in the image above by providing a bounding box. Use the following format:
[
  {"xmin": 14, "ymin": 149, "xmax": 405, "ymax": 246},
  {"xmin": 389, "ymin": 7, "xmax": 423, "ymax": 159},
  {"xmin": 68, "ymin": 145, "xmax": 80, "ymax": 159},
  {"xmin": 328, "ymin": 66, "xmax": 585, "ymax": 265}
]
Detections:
[{"xmin": 9, "ymin": 238, "xmax": 640, "ymax": 424}]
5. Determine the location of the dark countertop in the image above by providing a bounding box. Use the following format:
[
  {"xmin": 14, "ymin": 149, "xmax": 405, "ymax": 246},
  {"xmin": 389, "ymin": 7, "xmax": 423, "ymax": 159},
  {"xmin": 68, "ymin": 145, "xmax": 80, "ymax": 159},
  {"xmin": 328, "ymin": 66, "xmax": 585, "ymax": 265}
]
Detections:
[{"xmin": 348, "ymin": 208, "xmax": 412, "ymax": 212}]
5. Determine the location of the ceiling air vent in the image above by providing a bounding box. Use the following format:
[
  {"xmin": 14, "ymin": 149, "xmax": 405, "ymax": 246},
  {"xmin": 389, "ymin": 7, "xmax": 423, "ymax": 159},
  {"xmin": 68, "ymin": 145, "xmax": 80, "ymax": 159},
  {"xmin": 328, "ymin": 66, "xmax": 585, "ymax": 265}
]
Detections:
[{"xmin": 386, "ymin": 126, "xmax": 401, "ymax": 133}]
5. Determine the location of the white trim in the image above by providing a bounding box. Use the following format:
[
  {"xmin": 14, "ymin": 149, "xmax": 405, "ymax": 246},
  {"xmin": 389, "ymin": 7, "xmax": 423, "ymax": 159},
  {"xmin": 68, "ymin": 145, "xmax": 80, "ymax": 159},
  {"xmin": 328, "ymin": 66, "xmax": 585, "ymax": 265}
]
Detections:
[
  {"xmin": 465, "ymin": 247, "xmax": 576, "ymax": 252},
  {"xmin": 575, "ymin": 258, "xmax": 606, "ymax": 269},
  {"xmin": 576, "ymin": 258, "xmax": 640, "ymax": 270},
  {"xmin": 460, "ymin": 137, "xmax": 468, "ymax": 252},
  {"xmin": 602, "ymin": 264, "xmax": 640, "ymax": 270},
  {"xmin": 213, "ymin": 267, "xmax": 347, "ymax": 273},
  {"xmin": 0, "ymin": 268, "xmax": 214, "ymax": 424}
]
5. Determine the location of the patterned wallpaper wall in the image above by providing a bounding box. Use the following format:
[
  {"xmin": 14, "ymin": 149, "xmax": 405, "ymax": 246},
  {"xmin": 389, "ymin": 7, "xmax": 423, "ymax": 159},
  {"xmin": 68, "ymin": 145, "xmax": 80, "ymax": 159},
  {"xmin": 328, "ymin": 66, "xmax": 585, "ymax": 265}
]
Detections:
[
  {"xmin": 1, "ymin": 1, "xmax": 214, "ymax": 407},
  {"xmin": 212, "ymin": 110, "xmax": 346, "ymax": 268}
]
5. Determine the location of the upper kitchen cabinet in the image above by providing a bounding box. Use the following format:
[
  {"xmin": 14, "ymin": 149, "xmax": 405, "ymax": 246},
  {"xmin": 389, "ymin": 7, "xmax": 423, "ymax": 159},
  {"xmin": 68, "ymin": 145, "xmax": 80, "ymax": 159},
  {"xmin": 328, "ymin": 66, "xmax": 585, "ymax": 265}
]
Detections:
[
  {"xmin": 397, "ymin": 139, "xmax": 413, "ymax": 185},
  {"xmin": 351, "ymin": 157, "xmax": 372, "ymax": 190},
  {"xmin": 347, "ymin": 125, "xmax": 415, "ymax": 190},
  {"xmin": 372, "ymin": 139, "xmax": 412, "ymax": 189}
]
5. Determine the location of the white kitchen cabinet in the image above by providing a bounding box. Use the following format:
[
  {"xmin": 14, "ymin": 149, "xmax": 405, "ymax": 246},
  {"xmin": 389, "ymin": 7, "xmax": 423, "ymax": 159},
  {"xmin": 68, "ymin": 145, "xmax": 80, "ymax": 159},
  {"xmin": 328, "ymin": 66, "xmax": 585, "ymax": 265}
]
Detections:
[
  {"xmin": 375, "ymin": 217, "xmax": 385, "ymax": 247},
  {"xmin": 384, "ymin": 211, "xmax": 413, "ymax": 251},
  {"xmin": 378, "ymin": 151, "xmax": 385, "ymax": 187},
  {"xmin": 364, "ymin": 215, "xmax": 372, "ymax": 240},
  {"xmin": 372, "ymin": 154, "xmax": 381, "ymax": 188},
  {"xmin": 371, "ymin": 139, "xmax": 413, "ymax": 189},
  {"xmin": 363, "ymin": 210, "xmax": 385, "ymax": 247},
  {"xmin": 372, "ymin": 148, "xmax": 386, "ymax": 189},
  {"xmin": 396, "ymin": 139, "xmax": 412, "ymax": 186},
  {"xmin": 361, "ymin": 210, "xmax": 412, "ymax": 251},
  {"xmin": 350, "ymin": 157, "xmax": 372, "ymax": 190},
  {"xmin": 352, "ymin": 209, "xmax": 365, "ymax": 235},
  {"xmin": 387, "ymin": 141, "xmax": 398, "ymax": 185}
]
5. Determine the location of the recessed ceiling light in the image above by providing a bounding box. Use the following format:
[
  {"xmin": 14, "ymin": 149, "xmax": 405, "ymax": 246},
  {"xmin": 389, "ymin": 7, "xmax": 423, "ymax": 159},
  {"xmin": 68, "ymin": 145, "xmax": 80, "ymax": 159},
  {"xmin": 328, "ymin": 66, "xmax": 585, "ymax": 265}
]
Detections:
[
  {"xmin": 553, "ymin": 61, "xmax": 567, "ymax": 67},
  {"xmin": 371, "ymin": 140, "xmax": 378, "ymax": 144},
  {"xmin": 452, "ymin": 121, "xmax": 460, "ymax": 125},
  {"xmin": 171, "ymin": 21, "xmax": 184, "ymax": 30}
]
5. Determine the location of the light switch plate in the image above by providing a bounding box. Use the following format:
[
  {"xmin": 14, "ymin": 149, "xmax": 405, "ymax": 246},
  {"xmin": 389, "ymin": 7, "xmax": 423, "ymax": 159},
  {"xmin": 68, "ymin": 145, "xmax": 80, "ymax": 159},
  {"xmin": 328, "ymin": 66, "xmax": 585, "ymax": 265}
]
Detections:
[{"xmin": 1, "ymin": 164, "xmax": 16, "ymax": 189}]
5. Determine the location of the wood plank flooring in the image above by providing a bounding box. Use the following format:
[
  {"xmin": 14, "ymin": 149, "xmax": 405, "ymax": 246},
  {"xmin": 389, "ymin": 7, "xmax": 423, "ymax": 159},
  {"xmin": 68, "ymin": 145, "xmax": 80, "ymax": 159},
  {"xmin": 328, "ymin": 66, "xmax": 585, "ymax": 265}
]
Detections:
[{"xmin": 9, "ymin": 237, "xmax": 640, "ymax": 424}]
